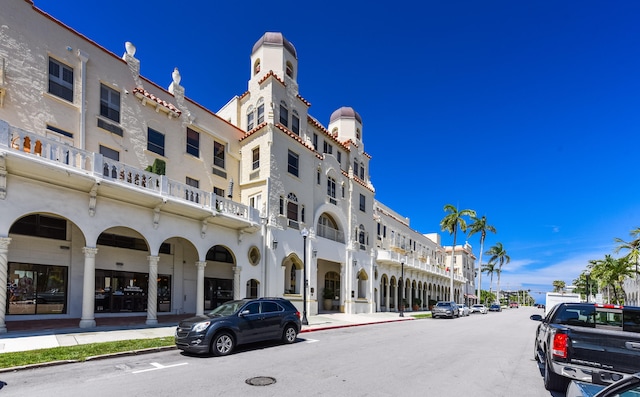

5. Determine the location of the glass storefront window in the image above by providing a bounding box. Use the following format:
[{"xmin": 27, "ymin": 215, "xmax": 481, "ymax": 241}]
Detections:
[
  {"xmin": 95, "ymin": 270, "xmax": 171, "ymax": 313},
  {"xmin": 7, "ymin": 263, "xmax": 68, "ymax": 315}
]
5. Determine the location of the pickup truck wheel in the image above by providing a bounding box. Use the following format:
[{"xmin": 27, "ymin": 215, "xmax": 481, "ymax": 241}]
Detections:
[{"xmin": 543, "ymin": 356, "xmax": 568, "ymax": 391}]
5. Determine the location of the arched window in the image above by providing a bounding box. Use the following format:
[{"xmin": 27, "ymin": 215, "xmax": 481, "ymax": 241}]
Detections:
[
  {"xmin": 291, "ymin": 109, "xmax": 300, "ymax": 134},
  {"xmin": 279, "ymin": 100, "xmax": 288, "ymax": 127},
  {"xmin": 359, "ymin": 162, "xmax": 365, "ymax": 180},
  {"xmin": 246, "ymin": 105, "xmax": 255, "ymax": 131},
  {"xmin": 254, "ymin": 59, "xmax": 261, "ymax": 75},
  {"xmin": 358, "ymin": 224, "xmax": 366, "ymax": 249},
  {"xmin": 327, "ymin": 176, "xmax": 337, "ymax": 202},
  {"xmin": 257, "ymin": 98, "xmax": 265, "ymax": 124},
  {"xmin": 357, "ymin": 270, "xmax": 368, "ymax": 299},
  {"xmin": 290, "ymin": 265, "xmax": 297, "ymax": 293},
  {"xmin": 318, "ymin": 213, "xmax": 340, "ymax": 242},
  {"xmin": 246, "ymin": 279, "xmax": 259, "ymax": 298},
  {"xmin": 285, "ymin": 61, "xmax": 294, "ymax": 78},
  {"xmin": 356, "ymin": 128, "xmax": 361, "ymax": 140},
  {"xmin": 287, "ymin": 192, "xmax": 299, "ymax": 228}
]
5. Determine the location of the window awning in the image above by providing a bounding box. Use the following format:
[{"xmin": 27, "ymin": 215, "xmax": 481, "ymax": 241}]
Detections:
[{"xmin": 464, "ymin": 294, "xmax": 478, "ymax": 299}]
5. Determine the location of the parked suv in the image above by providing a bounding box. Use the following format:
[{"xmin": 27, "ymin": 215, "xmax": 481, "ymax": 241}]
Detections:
[
  {"xmin": 175, "ymin": 298, "xmax": 301, "ymax": 356},
  {"xmin": 432, "ymin": 301, "xmax": 459, "ymax": 319}
]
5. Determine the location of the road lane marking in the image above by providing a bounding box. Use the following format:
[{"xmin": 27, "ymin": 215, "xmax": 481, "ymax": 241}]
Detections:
[{"xmin": 132, "ymin": 362, "xmax": 188, "ymax": 373}]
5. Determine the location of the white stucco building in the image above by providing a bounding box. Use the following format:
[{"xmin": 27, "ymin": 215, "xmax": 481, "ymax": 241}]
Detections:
[{"xmin": 0, "ymin": 0, "xmax": 472, "ymax": 332}]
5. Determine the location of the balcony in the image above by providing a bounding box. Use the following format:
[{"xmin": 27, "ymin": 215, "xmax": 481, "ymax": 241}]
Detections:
[
  {"xmin": 376, "ymin": 249, "xmax": 465, "ymax": 282},
  {"xmin": 0, "ymin": 119, "xmax": 260, "ymax": 231},
  {"xmin": 317, "ymin": 223, "xmax": 345, "ymax": 243}
]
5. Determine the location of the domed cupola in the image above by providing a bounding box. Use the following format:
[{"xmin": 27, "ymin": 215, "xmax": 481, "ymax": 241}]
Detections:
[
  {"xmin": 329, "ymin": 107, "xmax": 362, "ymax": 124},
  {"xmin": 252, "ymin": 32, "xmax": 297, "ymax": 59},
  {"xmin": 328, "ymin": 106, "xmax": 363, "ymax": 145},
  {"xmin": 250, "ymin": 32, "xmax": 298, "ymax": 82}
]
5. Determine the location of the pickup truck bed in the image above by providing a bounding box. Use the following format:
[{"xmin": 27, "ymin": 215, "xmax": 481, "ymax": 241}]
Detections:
[{"xmin": 531, "ymin": 302, "xmax": 640, "ymax": 392}]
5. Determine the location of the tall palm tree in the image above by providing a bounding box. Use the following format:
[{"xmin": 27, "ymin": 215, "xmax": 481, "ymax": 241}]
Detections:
[
  {"xmin": 440, "ymin": 204, "xmax": 476, "ymax": 302},
  {"xmin": 467, "ymin": 215, "xmax": 496, "ymax": 304},
  {"xmin": 589, "ymin": 255, "xmax": 634, "ymax": 304},
  {"xmin": 614, "ymin": 227, "xmax": 640, "ymax": 303},
  {"xmin": 485, "ymin": 242, "xmax": 510, "ymax": 304},
  {"xmin": 481, "ymin": 262, "xmax": 497, "ymax": 305},
  {"xmin": 552, "ymin": 280, "xmax": 566, "ymax": 292}
]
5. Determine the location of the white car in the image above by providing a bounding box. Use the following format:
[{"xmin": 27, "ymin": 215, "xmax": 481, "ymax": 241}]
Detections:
[
  {"xmin": 470, "ymin": 304, "xmax": 488, "ymax": 314},
  {"xmin": 457, "ymin": 303, "xmax": 470, "ymax": 316}
]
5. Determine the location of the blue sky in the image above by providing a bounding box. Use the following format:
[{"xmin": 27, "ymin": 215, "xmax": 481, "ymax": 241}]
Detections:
[{"xmin": 34, "ymin": 0, "xmax": 640, "ymax": 300}]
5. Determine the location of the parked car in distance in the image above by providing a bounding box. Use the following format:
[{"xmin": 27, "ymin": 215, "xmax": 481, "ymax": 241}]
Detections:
[
  {"xmin": 566, "ymin": 372, "xmax": 640, "ymax": 397},
  {"xmin": 509, "ymin": 302, "xmax": 519, "ymax": 308},
  {"xmin": 175, "ymin": 297, "xmax": 301, "ymax": 356},
  {"xmin": 457, "ymin": 303, "xmax": 470, "ymax": 316},
  {"xmin": 489, "ymin": 304, "xmax": 502, "ymax": 312},
  {"xmin": 470, "ymin": 304, "xmax": 488, "ymax": 314},
  {"xmin": 431, "ymin": 301, "xmax": 459, "ymax": 319}
]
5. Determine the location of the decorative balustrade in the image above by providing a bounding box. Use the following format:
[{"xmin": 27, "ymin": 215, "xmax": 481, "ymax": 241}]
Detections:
[
  {"xmin": 0, "ymin": 119, "xmax": 256, "ymax": 224},
  {"xmin": 376, "ymin": 248, "xmax": 465, "ymax": 281},
  {"xmin": 317, "ymin": 223, "xmax": 345, "ymax": 243}
]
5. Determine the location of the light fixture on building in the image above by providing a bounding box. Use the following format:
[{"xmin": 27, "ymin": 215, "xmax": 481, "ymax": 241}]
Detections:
[
  {"xmin": 353, "ymin": 259, "xmax": 357, "ymax": 266},
  {"xmin": 312, "ymin": 248, "xmax": 317, "ymax": 258},
  {"xmin": 272, "ymin": 238, "xmax": 278, "ymax": 250}
]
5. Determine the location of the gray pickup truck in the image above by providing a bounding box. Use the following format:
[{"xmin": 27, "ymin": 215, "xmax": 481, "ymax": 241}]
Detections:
[{"xmin": 530, "ymin": 302, "xmax": 640, "ymax": 392}]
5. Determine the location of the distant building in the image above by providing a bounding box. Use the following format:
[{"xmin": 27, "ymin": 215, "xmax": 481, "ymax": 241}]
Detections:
[{"xmin": 0, "ymin": 0, "xmax": 472, "ymax": 332}]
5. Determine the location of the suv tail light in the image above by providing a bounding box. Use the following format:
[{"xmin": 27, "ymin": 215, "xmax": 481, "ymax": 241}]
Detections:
[
  {"xmin": 295, "ymin": 311, "xmax": 301, "ymax": 319},
  {"xmin": 552, "ymin": 333, "xmax": 569, "ymax": 359}
]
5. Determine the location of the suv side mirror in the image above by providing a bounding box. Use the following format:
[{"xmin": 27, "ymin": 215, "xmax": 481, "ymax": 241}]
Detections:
[{"xmin": 530, "ymin": 314, "xmax": 543, "ymax": 322}]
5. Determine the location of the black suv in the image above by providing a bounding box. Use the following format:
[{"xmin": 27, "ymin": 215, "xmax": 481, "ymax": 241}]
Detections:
[{"xmin": 175, "ymin": 298, "xmax": 301, "ymax": 356}]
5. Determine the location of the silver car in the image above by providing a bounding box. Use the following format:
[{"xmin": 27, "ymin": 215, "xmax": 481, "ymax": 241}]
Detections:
[
  {"xmin": 457, "ymin": 303, "xmax": 470, "ymax": 316},
  {"xmin": 431, "ymin": 301, "xmax": 459, "ymax": 319},
  {"xmin": 470, "ymin": 304, "xmax": 488, "ymax": 314}
]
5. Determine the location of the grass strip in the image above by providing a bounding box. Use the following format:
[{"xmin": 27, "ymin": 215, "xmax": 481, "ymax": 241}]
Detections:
[
  {"xmin": 410, "ymin": 313, "xmax": 432, "ymax": 319},
  {"xmin": 0, "ymin": 336, "xmax": 174, "ymax": 369}
]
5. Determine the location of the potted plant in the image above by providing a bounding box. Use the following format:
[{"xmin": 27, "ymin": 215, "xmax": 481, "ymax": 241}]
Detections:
[
  {"xmin": 322, "ymin": 288, "xmax": 334, "ymax": 311},
  {"xmin": 412, "ymin": 297, "xmax": 422, "ymax": 311}
]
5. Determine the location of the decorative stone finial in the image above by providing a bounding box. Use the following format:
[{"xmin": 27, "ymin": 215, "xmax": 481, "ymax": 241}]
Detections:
[
  {"xmin": 125, "ymin": 41, "xmax": 136, "ymax": 56},
  {"xmin": 172, "ymin": 67, "xmax": 181, "ymax": 85}
]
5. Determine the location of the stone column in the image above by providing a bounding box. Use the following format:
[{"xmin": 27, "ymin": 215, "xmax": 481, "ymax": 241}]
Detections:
[
  {"xmin": 385, "ymin": 279, "xmax": 390, "ymax": 312},
  {"xmin": 233, "ymin": 266, "xmax": 242, "ymax": 300},
  {"xmin": 0, "ymin": 237, "xmax": 11, "ymax": 333},
  {"xmin": 196, "ymin": 261, "xmax": 206, "ymax": 315},
  {"xmin": 146, "ymin": 255, "xmax": 160, "ymax": 325},
  {"xmin": 79, "ymin": 247, "xmax": 98, "ymax": 328}
]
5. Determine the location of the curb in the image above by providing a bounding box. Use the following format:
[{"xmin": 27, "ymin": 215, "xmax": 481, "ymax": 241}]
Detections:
[{"xmin": 300, "ymin": 318, "xmax": 413, "ymax": 333}]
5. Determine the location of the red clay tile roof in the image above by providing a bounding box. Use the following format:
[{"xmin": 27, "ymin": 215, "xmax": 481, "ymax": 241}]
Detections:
[
  {"xmin": 132, "ymin": 87, "xmax": 181, "ymax": 116},
  {"xmin": 258, "ymin": 70, "xmax": 286, "ymax": 86}
]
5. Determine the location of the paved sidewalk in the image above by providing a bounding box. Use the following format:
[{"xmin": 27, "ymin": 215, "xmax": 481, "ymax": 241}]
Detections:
[{"xmin": 0, "ymin": 311, "xmax": 416, "ymax": 354}]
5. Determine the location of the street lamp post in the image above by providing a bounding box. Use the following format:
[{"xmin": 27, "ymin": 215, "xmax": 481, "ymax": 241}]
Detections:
[
  {"xmin": 399, "ymin": 258, "xmax": 405, "ymax": 317},
  {"xmin": 585, "ymin": 271, "xmax": 590, "ymax": 303},
  {"xmin": 300, "ymin": 228, "xmax": 309, "ymax": 325}
]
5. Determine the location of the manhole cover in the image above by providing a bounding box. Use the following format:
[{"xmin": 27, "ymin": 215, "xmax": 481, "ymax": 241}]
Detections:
[{"xmin": 246, "ymin": 376, "xmax": 277, "ymax": 386}]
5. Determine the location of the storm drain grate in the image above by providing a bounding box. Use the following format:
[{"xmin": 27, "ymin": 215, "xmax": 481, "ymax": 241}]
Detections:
[{"xmin": 246, "ymin": 376, "xmax": 277, "ymax": 386}]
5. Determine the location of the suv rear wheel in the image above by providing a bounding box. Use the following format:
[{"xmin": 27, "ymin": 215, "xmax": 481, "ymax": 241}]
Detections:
[{"xmin": 282, "ymin": 324, "xmax": 298, "ymax": 344}]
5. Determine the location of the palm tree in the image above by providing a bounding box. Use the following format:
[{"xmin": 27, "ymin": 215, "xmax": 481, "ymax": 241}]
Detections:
[
  {"xmin": 485, "ymin": 242, "xmax": 510, "ymax": 304},
  {"xmin": 614, "ymin": 227, "xmax": 640, "ymax": 304},
  {"xmin": 481, "ymin": 262, "xmax": 497, "ymax": 305},
  {"xmin": 440, "ymin": 204, "xmax": 476, "ymax": 302},
  {"xmin": 552, "ymin": 280, "xmax": 566, "ymax": 292},
  {"xmin": 467, "ymin": 215, "xmax": 496, "ymax": 304},
  {"xmin": 589, "ymin": 255, "xmax": 634, "ymax": 304}
]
